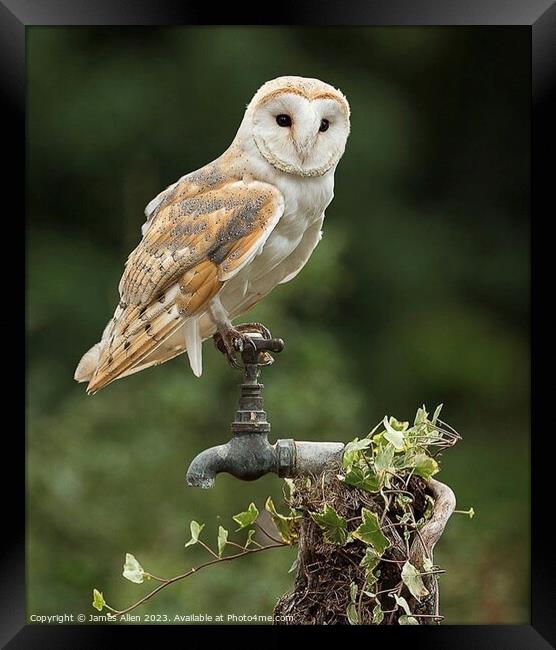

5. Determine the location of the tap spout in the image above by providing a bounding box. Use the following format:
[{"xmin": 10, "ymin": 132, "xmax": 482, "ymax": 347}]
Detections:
[
  {"xmin": 186, "ymin": 437, "xmax": 345, "ymax": 488},
  {"xmin": 186, "ymin": 434, "xmax": 276, "ymax": 488}
]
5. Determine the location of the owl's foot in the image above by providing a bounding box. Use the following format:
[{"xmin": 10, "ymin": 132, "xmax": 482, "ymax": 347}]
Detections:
[{"xmin": 213, "ymin": 323, "xmax": 272, "ymax": 369}]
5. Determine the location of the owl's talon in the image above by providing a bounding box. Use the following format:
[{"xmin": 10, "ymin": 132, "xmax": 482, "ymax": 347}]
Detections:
[
  {"xmin": 213, "ymin": 327, "xmax": 252, "ymax": 369},
  {"xmin": 213, "ymin": 323, "xmax": 272, "ymax": 369},
  {"xmin": 228, "ymin": 354, "xmax": 241, "ymax": 370}
]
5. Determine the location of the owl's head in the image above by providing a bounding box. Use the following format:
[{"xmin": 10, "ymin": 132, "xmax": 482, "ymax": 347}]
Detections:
[{"xmin": 239, "ymin": 76, "xmax": 350, "ymax": 178}]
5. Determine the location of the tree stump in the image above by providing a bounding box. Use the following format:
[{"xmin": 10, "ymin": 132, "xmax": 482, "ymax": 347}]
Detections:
[{"xmin": 274, "ymin": 463, "xmax": 456, "ymax": 625}]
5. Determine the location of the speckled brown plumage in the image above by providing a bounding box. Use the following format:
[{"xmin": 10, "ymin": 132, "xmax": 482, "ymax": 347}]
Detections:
[{"xmin": 85, "ymin": 177, "xmax": 283, "ymax": 393}]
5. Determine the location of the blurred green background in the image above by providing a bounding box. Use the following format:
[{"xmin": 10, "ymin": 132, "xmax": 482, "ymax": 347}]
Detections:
[{"xmin": 27, "ymin": 27, "xmax": 530, "ymax": 624}]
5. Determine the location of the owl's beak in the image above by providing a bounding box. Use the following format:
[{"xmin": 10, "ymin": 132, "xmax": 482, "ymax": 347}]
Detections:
[
  {"xmin": 295, "ymin": 139, "xmax": 316, "ymax": 162},
  {"xmin": 293, "ymin": 112, "xmax": 320, "ymax": 162}
]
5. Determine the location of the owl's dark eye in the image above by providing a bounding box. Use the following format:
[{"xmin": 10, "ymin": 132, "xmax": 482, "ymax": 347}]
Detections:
[
  {"xmin": 276, "ymin": 114, "xmax": 292, "ymax": 127},
  {"xmin": 319, "ymin": 118, "xmax": 330, "ymax": 132}
]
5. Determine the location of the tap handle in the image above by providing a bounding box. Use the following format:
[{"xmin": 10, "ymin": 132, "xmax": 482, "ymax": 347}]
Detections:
[{"xmin": 240, "ymin": 336, "xmax": 285, "ymax": 366}]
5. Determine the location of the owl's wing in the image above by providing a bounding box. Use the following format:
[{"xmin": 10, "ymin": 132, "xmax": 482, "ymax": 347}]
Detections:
[{"xmin": 83, "ymin": 178, "xmax": 284, "ymax": 393}]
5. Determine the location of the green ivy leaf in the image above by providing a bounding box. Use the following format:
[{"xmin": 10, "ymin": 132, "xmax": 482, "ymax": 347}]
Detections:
[
  {"xmin": 184, "ymin": 520, "xmax": 205, "ymax": 548},
  {"xmin": 310, "ymin": 504, "xmax": 348, "ymax": 546},
  {"xmin": 431, "ymin": 404, "xmax": 443, "ymax": 425},
  {"xmin": 342, "ymin": 465, "xmax": 381, "ymax": 492},
  {"xmin": 217, "ymin": 526, "xmax": 228, "ymax": 557},
  {"xmin": 372, "ymin": 603, "xmax": 384, "ymax": 624},
  {"xmin": 92, "ymin": 588, "xmax": 106, "ymax": 612},
  {"xmin": 399, "ymin": 615, "xmax": 419, "ymax": 625},
  {"xmin": 412, "ymin": 453, "xmax": 440, "ymax": 479},
  {"xmin": 374, "ymin": 444, "xmax": 395, "ymax": 473},
  {"xmin": 365, "ymin": 572, "xmax": 379, "ymax": 589},
  {"xmin": 342, "ymin": 438, "xmax": 373, "ymax": 470},
  {"xmin": 122, "ymin": 553, "xmax": 145, "ymax": 584},
  {"xmin": 265, "ymin": 497, "xmax": 299, "ymax": 544},
  {"xmin": 383, "ymin": 417, "xmax": 405, "ymax": 450},
  {"xmin": 233, "ymin": 502, "xmax": 259, "ymax": 530},
  {"xmin": 391, "ymin": 593, "xmax": 411, "ymax": 616},
  {"xmin": 360, "ymin": 547, "xmax": 380, "ymax": 586},
  {"xmin": 414, "ymin": 405, "xmax": 429, "ymax": 426},
  {"xmin": 346, "ymin": 602, "xmax": 359, "ymax": 625},
  {"xmin": 360, "ymin": 547, "xmax": 380, "ymax": 573},
  {"xmin": 389, "ymin": 417, "xmax": 410, "ymax": 432},
  {"xmin": 283, "ymin": 478, "xmax": 296, "ymax": 500},
  {"xmin": 401, "ymin": 560, "xmax": 429, "ymax": 601},
  {"xmin": 347, "ymin": 583, "xmax": 360, "ymax": 625},
  {"xmin": 352, "ymin": 508, "xmax": 390, "ymax": 554}
]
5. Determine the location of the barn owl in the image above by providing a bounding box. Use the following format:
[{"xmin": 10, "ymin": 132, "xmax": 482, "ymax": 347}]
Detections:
[{"xmin": 75, "ymin": 76, "xmax": 350, "ymax": 393}]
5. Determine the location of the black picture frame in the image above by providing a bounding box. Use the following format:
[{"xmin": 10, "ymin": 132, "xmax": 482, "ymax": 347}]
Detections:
[{"xmin": 11, "ymin": 1, "xmax": 553, "ymax": 646}]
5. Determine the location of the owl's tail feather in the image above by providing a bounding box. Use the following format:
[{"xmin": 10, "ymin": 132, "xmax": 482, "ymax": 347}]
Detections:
[
  {"xmin": 74, "ymin": 342, "xmax": 101, "ymax": 383},
  {"xmin": 75, "ymin": 310, "xmax": 209, "ymax": 394},
  {"xmin": 86, "ymin": 312, "xmax": 184, "ymax": 394},
  {"xmin": 183, "ymin": 318, "xmax": 202, "ymax": 377}
]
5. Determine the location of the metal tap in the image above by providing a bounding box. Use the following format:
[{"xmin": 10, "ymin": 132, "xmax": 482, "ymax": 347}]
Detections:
[{"xmin": 186, "ymin": 335, "xmax": 344, "ymax": 488}]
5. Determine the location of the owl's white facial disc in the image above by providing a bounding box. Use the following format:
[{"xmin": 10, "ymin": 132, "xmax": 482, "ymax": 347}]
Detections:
[{"xmin": 250, "ymin": 90, "xmax": 350, "ymax": 178}]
